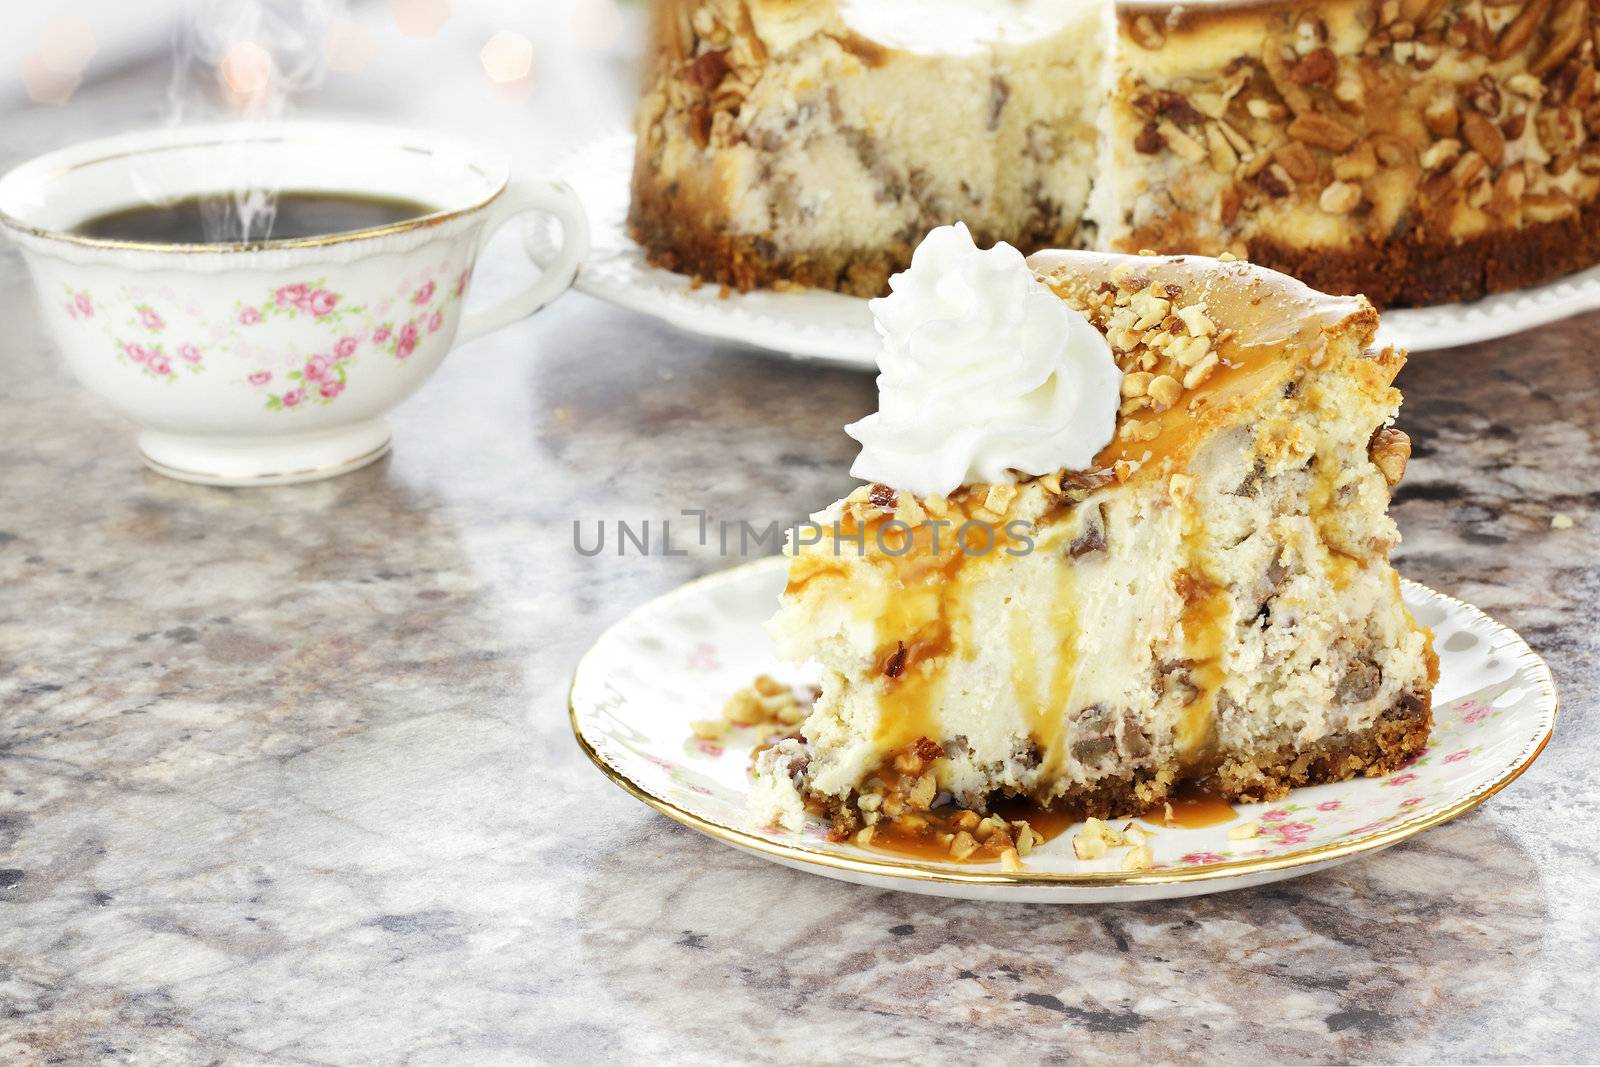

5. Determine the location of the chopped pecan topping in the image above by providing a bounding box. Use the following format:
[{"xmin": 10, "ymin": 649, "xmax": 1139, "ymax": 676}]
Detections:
[
  {"xmin": 1424, "ymin": 97, "xmax": 1459, "ymax": 138},
  {"xmin": 1320, "ymin": 180, "xmax": 1362, "ymax": 213},
  {"xmin": 1257, "ymin": 167, "xmax": 1292, "ymax": 198},
  {"xmin": 1276, "ymin": 141, "xmax": 1320, "ymax": 183},
  {"xmin": 1134, "ymin": 122, "xmax": 1166, "ymax": 154},
  {"xmin": 1368, "ymin": 427, "xmax": 1411, "ymax": 486},
  {"xmin": 1290, "ymin": 48, "xmax": 1338, "ymax": 87},
  {"xmin": 1495, "ymin": 0, "xmax": 1553, "ymax": 61},
  {"xmin": 1158, "ymin": 92, "xmax": 1206, "ymax": 126},
  {"xmin": 684, "ymin": 49, "xmax": 729, "ymax": 91},
  {"xmin": 1459, "ymin": 110, "xmax": 1505, "ymax": 167},
  {"xmin": 883, "ymin": 641, "xmax": 907, "ymax": 679},
  {"xmin": 1068, "ymin": 505, "xmax": 1109, "ymax": 558},
  {"xmin": 1288, "ymin": 111, "xmax": 1360, "ymax": 152},
  {"xmin": 1129, "ymin": 14, "xmax": 1165, "ymax": 50}
]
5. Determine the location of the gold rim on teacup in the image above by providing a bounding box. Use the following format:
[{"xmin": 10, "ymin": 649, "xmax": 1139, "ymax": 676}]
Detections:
[{"xmin": 0, "ymin": 125, "xmax": 504, "ymax": 254}]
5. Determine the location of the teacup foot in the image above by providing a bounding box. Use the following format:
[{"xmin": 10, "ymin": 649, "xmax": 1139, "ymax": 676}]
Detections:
[{"xmin": 138, "ymin": 419, "xmax": 393, "ymax": 487}]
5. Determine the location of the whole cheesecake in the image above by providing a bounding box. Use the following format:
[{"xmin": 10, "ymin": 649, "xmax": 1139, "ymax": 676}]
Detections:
[
  {"xmin": 631, "ymin": 0, "xmax": 1600, "ymax": 306},
  {"xmin": 751, "ymin": 228, "xmax": 1437, "ymax": 852}
]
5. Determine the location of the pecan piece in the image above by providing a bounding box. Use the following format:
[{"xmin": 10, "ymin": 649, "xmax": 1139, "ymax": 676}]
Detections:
[
  {"xmin": 1319, "ymin": 180, "xmax": 1362, "ymax": 213},
  {"xmin": 1290, "ymin": 48, "xmax": 1338, "ymax": 87},
  {"xmin": 1490, "ymin": 167, "xmax": 1527, "ymax": 219},
  {"xmin": 1400, "ymin": 0, "xmax": 1450, "ymax": 26},
  {"xmin": 1261, "ymin": 42, "xmax": 1313, "ymax": 114},
  {"xmin": 1460, "ymin": 110, "xmax": 1506, "ymax": 167},
  {"xmin": 1524, "ymin": 190, "xmax": 1578, "ymax": 222},
  {"xmin": 1218, "ymin": 185, "xmax": 1242, "ymax": 226},
  {"xmin": 1276, "ymin": 141, "xmax": 1320, "ymax": 183},
  {"xmin": 1257, "ymin": 167, "xmax": 1292, "ymax": 198},
  {"xmin": 1494, "ymin": 0, "xmax": 1554, "ymax": 60},
  {"xmin": 1536, "ymin": 106, "xmax": 1583, "ymax": 155},
  {"xmin": 1369, "ymin": 427, "xmax": 1410, "ymax": 486},
  {"xmin": 1420, "ymin": 137, "xmax": 1461, "ymax": 170},
  {"xmin": 1334, "ymin": 141, "xmax": 1378, "ymax": 180},
  {"xmin": 1288, "ymin": 111, "xmax": 1360, "ymax": 152},
  {"xmin": 1134, "ymin": 122, "xmax": 1166, "ymax": 154},
  {"xmin": 1466, "ymin": 76, "xmax": 1502, "ymax": 120},
  {"xmin": 1206, "ymin": 124, "xmax": 1239, "ymax": 172},
  {"xmin": 1423, "ymin": 97, "xmax": 1459, "ymax": 138},
  {"xmin": 883, "ymin": 642, "xmax": 907, "ymax": 679},
  {"xmin": 688, "ymin": 105, "xmax": 713, "ymax": 148},
  {"xmin": 1158, "ymin": 121, "xmax": 1208, "ymax": 163},
  {"xmin": 1129, "ymin": 14, "xmax": 1166, "ymax": 49},
  {"xmin": 1068, "ymin": 504, "xmax": 1109, "ymax": 558},
  {"xmin": 1530, "ymin": 10, "xmax": 1587, "ymax": 75},
  {"xmin": 1157, "ymin": 91, "xmax": 1207, "ymax": 126},
  {"xmin": 684, "ymin": 49, "xmax": 730, "ymax": 91}
]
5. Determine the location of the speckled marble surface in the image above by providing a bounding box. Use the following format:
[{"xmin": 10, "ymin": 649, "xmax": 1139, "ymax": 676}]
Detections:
[{"xmin": 4, "ymin": 59, "xmax": 1600, "ymax": 1067}]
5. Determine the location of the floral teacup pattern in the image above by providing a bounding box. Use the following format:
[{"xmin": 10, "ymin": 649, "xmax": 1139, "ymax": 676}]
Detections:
[
  {"xmin": 61, "ymin": 259, "xmax": 472, "ymax": 409},
  {"xmin": 570, "ymin": 559, "xmax": 1557, "ymax": 902}
]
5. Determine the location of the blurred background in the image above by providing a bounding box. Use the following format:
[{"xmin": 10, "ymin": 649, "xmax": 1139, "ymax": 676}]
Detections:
[{"xmin": 0, "ymin": 0, "xmax": 645, "ymax": 172}]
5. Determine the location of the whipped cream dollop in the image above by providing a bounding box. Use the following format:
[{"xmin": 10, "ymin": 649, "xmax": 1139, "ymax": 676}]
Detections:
[{"xmin": 846, "ymin": 223, "xmax": 1122, "ymax": 498}]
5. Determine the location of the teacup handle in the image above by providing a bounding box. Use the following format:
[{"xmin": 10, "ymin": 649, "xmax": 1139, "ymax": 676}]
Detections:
[{"xmin": 457, "ymin": 177, "xmax": 590, "ymax": 344}]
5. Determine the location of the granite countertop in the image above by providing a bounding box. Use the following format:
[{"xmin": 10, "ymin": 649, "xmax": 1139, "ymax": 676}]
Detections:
[{"xmin": 4, "ymin": 68, "xmax": 1600, "ymax": 1067}]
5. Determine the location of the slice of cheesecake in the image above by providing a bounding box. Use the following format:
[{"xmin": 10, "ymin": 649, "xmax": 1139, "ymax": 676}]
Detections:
[{"xmin": 756, "ymin": 238, "xmax": 1436, "ymax": 845}]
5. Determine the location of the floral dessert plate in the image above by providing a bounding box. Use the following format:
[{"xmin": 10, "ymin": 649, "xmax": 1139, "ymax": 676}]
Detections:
[
  {"xmin": 530, "ymin": 132, "xmax": 1600, "ymax": 367},
  {"xmin": 569, "ymin": 557, "xmax": 1557, "ymax": 904}
]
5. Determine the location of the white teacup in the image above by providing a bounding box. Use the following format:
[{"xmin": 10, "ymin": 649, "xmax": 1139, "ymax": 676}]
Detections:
[{"xmin": 0, "ymin": 121, "xmax": 589, "ymax": 485}]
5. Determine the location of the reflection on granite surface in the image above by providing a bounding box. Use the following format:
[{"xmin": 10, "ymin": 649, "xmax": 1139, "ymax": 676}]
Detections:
[{"xmin": 3, "ymin": 104, "xmax": 1599, "ymax": 1067}]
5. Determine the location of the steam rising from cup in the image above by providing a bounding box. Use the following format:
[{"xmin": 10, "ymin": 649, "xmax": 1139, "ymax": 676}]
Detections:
[{"xmin": 167, "ymin": 0, "xmax": 346, "ymax": 242}]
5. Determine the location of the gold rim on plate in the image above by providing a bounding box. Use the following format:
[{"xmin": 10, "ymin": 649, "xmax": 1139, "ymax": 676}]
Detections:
[{"xmin": 568, "ymin": 559, "xmax": 1558, "ymax": 888}]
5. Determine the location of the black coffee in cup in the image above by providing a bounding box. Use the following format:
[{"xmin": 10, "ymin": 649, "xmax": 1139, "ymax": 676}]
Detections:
[{"xmin": 71, "ymin": 191, "xmax": 437, "ymax": 244}]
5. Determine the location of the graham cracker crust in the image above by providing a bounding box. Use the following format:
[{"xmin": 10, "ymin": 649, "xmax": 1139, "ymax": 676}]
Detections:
[
  {"xmin": 634, "ymin": 146, "xmax": 1600, "ymax": 307},
  {"xmin": 822, "ymin": 689, "xmax": 1433, "ymax": 839},
  {"xmin": 1245, "ymin": 198, "xmax": 1600, "ymax": 308},
  {"xmin": 1200, "ymin": 690, "xmax": 1434, "ymax": 804},
  {"xmin": 627, "ymin": 159, "xmax": 1075, "ymax": 299}
]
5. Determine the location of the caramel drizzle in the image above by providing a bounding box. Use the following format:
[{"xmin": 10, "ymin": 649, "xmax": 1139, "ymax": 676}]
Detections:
[
  {"xmin": 1006, "ymin": 562, "xmax": 1082, "ymax": 781},
  {"xmin": 1036, "ymin": 561, "xmax": 1082, "ymax": 782},
  {"xmin": 1173, "ymin": 569, "xmax": 1228, "ymax": 768},
  {"xmin": 1306, "ymin": 444, "xmax": 1366, "ymax": 591},
  {"xmin": 1089, "ymin": 332, "xmax": 1313, "ymax": 479},
  {"xmin": 866, "ymin": 515, "xmax": 973, "ymax": 755},
  {"xmin": 1171, "ymin": 471, "xmax": 1230, "ymax": 770}
]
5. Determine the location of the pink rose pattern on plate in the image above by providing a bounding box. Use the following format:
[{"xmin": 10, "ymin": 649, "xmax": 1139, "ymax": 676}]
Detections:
[{"xmin": 66, "ymin": 268, "xmax": 467, "ymax": 406}]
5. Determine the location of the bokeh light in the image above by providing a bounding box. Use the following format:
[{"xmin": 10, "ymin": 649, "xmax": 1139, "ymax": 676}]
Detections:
[
  {"xmin": 22, "ymin": 55, "xmax": 80, "ymax": 107},
  {"xmin": 572, "ymin": 0, "xmax": 625, "ymax": 51},
  {"xmin": 219, "ymin": 40, "xmax": 274, "ymax": 98},
  {"xmin": 37, "ymin": 16, "xmax": 97, "ymax": 75},
  {"xmin": 393, "ymin": 0, "xmax": 451, "ymax": 39},
  {"xmin": 480, "ymin": 31, "xmax": 534, "ymax": 84},
  {"xmin": 24, "ymin": 16, "xmax": 97, "ymax": 106},
  {"xmin": 324, "ymin": 16, "xmax": 376, "ymax": 74}
]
